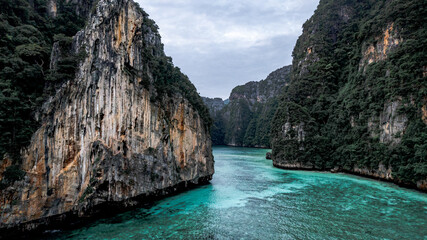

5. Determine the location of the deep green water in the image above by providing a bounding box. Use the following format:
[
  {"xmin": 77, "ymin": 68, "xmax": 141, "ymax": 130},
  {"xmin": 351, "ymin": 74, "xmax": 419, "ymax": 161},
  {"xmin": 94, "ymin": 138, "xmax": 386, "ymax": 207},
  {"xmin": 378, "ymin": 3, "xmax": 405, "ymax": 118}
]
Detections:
[{"xmin": 52, "ymin": 146, "xmax": 426, "ymax": 239}]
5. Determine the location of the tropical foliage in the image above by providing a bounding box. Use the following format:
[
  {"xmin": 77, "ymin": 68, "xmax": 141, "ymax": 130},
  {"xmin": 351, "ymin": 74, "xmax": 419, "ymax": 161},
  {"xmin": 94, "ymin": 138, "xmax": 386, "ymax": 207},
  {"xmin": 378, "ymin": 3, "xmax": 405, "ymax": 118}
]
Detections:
[
  {"xmin": 272, "ymin": 0, "xmax": 427, "ymax": 185},
  {"xmin": 0, "ymin": 0, "xmax": 86, "ymax": 161}
]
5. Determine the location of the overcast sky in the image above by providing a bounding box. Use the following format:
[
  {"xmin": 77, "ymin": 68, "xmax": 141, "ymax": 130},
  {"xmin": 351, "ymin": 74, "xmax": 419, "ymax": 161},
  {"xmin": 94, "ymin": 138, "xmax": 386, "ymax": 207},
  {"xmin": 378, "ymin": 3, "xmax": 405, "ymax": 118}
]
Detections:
[{"xmin": 136, "ymin": 0, "xmax": 319, "ymax": 99}]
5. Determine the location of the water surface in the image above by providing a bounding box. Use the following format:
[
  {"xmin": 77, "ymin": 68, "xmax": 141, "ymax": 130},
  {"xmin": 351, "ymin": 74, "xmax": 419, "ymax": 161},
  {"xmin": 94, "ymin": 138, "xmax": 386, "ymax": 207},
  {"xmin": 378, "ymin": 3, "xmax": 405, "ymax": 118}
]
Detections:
[{"xmin": 53, "ymin": 146, "xmax": 426, "ymax": 239}]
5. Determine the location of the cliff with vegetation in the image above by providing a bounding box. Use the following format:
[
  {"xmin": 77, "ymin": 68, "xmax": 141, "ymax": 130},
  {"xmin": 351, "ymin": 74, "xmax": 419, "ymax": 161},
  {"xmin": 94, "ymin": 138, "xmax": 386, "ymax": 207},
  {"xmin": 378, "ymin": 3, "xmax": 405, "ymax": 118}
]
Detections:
[
  {"xmin": 205, "ymin": 66, "xmax": 291, "ymax": 148},
  {"xmin": 0, "ymin": 0, "xmax": 214, "ymax": 233},
  {"xmin": 271, "ymin": 0, "xmax": 427, "ymax": 190},
  {"xmin": 202, "ymin": 97, "xmax": 227, "ymax": 145}
]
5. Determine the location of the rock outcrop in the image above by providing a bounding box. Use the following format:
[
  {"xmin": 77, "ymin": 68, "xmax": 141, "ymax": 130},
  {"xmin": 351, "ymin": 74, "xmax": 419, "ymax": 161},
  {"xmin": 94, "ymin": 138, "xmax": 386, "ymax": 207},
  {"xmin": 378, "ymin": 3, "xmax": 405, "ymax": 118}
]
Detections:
[
  {"xmin": 0, "ymin": 0, "xmax": 214, "ymax": 233},
  {"xmin": 359, "ymin": 23, "xmax": 402, "ymax": 72}
]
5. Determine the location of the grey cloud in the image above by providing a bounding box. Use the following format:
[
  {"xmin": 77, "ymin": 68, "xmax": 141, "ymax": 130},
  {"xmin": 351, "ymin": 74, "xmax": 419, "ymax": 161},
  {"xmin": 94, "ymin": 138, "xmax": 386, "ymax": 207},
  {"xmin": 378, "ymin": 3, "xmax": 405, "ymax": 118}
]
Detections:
[{"xmin": 136, "ymin": 0, "xmax": 319, "ymax": 99}]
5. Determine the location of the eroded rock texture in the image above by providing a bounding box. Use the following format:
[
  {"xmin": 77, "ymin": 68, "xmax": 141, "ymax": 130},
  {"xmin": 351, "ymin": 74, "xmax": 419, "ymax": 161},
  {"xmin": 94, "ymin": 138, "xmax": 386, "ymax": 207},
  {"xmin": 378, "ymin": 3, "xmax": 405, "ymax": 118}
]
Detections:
[{"xmin": 0, "ymin": 0, "xmax": 213, "ymax": 231}]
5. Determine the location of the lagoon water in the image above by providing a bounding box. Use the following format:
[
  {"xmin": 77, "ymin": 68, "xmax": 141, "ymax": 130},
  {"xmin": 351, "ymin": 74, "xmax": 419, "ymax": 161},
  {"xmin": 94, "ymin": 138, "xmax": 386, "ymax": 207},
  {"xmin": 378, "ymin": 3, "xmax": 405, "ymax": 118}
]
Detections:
[{"xmin": 53, "ymin": 146, "xmax": 426, "ymax": 239}]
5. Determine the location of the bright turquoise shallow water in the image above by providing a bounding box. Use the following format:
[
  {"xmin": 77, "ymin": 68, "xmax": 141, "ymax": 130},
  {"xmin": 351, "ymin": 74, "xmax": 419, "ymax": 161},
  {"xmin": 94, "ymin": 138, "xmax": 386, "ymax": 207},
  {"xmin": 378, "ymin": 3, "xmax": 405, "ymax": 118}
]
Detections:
[{"xmin": 54, "ymin": 146, "xmax": 426, "ymax": 239}]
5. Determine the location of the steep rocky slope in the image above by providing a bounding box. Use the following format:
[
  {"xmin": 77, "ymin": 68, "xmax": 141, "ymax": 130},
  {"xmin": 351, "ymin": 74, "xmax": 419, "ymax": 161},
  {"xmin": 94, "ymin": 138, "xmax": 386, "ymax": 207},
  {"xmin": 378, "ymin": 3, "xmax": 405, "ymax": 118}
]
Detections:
[
  {"xmin": 0, "ymin": 0, "xmax": 214, "ymax": 233},
  {"xmin": 205, "ymin": 66, "xmax": 291, "ymax": 147},
  {"xmin": 272, "ymin": 0, "xmax": 426, "ymax": 190},
  {"xmin": 228, "ymin": 66, "xmax": 291, "ymax": 105},
  {"xmin": 202, "ymin": 97, "xmax": 227, "ymax": 145},
  {"xmin": 202, "ymin": 97, "xmax": 226, "ymax": 114}
]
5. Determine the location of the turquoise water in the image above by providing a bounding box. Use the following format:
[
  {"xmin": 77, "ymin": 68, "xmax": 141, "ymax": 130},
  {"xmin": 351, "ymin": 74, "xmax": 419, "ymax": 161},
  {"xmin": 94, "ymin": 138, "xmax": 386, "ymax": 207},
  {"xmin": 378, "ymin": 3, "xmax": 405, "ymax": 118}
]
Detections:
[{"xmin": 53, "ymin": 146, "xmax": 426, "ymax": 239}]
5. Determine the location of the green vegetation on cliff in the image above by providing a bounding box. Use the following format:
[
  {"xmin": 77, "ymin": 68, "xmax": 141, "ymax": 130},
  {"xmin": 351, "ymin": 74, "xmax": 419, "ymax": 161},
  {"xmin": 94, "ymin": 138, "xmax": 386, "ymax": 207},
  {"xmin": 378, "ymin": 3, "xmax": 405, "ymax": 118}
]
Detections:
[
  {"xmin": 140, "ymin": 23, "xmax": 211, "ymax": 127},
  {"xmin": 205, "ymin": 66, "xmax": 291, "ymax": 147},
  {"xmin": 0, "ymin": 0, "xmax": 211, "ymax": 165},
  {"xmin": 272, "ymin": 0, "xmax": 427, "ymax": 186},
  {"xmin": 0, "ymin": 0, "xmax": 87, "ymax": 161}
]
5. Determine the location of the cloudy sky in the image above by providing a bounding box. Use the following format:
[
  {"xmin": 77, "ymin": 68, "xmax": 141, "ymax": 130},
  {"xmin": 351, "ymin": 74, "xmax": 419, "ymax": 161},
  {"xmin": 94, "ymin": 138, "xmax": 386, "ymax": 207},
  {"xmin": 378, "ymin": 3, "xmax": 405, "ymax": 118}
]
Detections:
[{"xmin": 136, "ymin": 0, "xmax": 319, "ymax": 99}]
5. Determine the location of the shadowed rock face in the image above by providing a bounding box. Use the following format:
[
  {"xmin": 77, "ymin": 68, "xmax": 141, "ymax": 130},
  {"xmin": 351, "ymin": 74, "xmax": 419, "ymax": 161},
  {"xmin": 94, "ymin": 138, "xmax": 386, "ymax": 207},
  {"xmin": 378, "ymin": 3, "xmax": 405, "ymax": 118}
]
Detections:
[
  {"xmin": 203, "ymin": 66, "xmax": 292, "ymax": 148},
  {"xmin": 0, "ymin": 0, "xmax": 213, "ymax": 231}
]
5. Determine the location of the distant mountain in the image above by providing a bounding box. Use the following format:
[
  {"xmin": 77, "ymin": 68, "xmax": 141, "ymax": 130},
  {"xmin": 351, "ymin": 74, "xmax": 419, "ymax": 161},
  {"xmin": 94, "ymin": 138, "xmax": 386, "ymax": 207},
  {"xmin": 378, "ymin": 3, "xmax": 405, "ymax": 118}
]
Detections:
[
  {"xmin": 204, "ymin": 65, "xmax": 291, "ymax": 147},
  {"xmin": 202, "ymin": 97, "xmax": 226, "ymax": 114}
]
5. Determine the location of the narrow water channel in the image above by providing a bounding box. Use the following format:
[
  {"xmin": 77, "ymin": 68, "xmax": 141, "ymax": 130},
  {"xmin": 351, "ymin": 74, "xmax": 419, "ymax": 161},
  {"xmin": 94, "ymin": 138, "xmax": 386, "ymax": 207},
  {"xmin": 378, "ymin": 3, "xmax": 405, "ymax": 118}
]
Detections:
[{"xmin": 52, "ymin": 146, "xmax": 426, "ymax": 239}]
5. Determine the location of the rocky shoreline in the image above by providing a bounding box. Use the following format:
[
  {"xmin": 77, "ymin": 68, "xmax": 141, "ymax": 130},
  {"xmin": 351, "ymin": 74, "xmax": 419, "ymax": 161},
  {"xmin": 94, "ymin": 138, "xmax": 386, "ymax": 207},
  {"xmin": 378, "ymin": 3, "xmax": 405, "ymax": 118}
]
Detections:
[
  {"xmin": 0, "ymin": 175, "xmax": 212, "ymax": 239},
  {"xmin": 273, "ymin": 163, "xmax": 427, "ymax": 193}
]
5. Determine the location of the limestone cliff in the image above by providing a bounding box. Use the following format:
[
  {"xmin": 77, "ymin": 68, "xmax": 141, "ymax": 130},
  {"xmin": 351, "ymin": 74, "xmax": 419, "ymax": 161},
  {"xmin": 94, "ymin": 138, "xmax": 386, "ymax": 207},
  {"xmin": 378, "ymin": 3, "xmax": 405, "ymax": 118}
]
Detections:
[
  {"xmin": 0, "ymin": 0, "xmax": 214, "ymax": 233},
  {"xmin": 205, "ymin": 66, "xmax": 291, "ymax": 147},
  {"xmin": 271, "ymin": 0, "xmax": 426, "ymax": 191},
  {"xmin": 228, "ymin": 66, "xmax": 291, "ymax": 106}
]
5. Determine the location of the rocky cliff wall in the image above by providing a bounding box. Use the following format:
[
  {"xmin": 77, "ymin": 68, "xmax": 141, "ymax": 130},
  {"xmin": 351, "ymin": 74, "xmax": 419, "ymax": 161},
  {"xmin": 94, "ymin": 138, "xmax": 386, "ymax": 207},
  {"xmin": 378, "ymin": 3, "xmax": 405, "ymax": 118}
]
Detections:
[
  {"xmin": 223, "ymin": 66, "xmax": 291, "ymax": 147},
  {"xmin": 272, "ymin": 0, "xmax": 426, "ymax": 191},
  {"xmin": 202, "ymin": 97, "xmax": 226, "ymax": 114},
  {"xmin": 0, "ymin": 0, "xmax": 214, "ymax": 232},
  {"xmin": 229, "ymin": 66, "xmax": 291, "ymax": 106},
  {"xmin": 205, "ymin": 66, "xmax": 291, "ymax": 147}
]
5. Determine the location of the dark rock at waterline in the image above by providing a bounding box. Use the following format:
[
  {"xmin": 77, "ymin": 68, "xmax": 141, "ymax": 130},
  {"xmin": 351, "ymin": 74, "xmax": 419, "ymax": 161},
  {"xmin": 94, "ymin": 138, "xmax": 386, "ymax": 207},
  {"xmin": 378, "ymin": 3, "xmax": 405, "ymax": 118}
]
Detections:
[{"xmin": 266, "ymin": 152, "xmax": 272, "ymax": 160}]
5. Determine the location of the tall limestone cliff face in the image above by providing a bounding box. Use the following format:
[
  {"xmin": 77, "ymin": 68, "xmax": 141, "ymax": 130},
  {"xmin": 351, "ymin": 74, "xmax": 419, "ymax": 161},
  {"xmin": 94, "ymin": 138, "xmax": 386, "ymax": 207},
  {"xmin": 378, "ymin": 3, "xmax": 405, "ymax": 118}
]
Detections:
[
  {"xmin": 0, "ymin": 0, "xmax": 214, "ymax": 231},
  {"xmin": 205, "ymin": 66, "xmax": 291, "ymax": 147},
  {"xmin": 272, "ymin": 0, "xmax": 426, "ymax": 190}
]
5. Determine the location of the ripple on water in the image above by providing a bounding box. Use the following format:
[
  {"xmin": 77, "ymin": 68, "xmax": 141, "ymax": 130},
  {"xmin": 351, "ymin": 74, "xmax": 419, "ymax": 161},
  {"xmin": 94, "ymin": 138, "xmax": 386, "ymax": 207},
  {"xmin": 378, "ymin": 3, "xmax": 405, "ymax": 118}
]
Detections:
[{"xmin": 50, "ymin": 146, "xmax": 427, "ymax": 240}]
